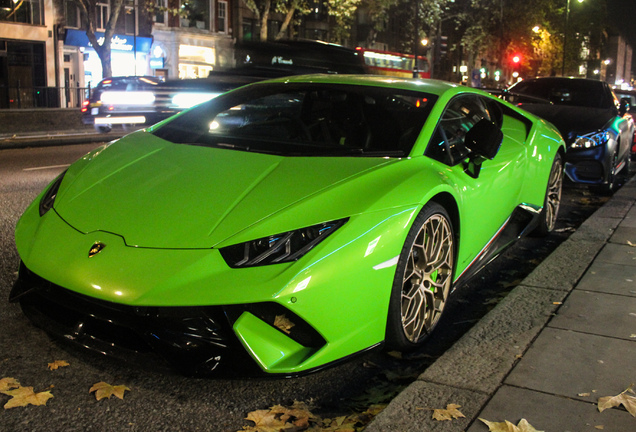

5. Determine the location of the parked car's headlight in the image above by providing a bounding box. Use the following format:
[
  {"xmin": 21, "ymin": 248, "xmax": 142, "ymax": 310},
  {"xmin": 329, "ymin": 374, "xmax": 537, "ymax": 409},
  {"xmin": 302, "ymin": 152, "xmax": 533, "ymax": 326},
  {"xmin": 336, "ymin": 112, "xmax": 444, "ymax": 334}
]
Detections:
[
  {"xmin": 220, "ymin": 219, "xmax": 348, "ymax": 268},
  {"xmin": 39, "ymin": 170, "xmax": 67, "ymax": 216},
  {"xmin": 571, "ymin": 131, "xmax": 608, "ymax": 149}
]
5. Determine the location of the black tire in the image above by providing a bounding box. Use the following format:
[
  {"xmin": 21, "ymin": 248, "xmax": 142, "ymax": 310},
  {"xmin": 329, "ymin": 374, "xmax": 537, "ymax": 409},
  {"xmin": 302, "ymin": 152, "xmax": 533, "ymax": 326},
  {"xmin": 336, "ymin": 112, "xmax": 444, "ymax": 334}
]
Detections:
[
  {"xmin": 94, "ymin": 124, "xmax": 112, "ymax": 133},
  {"xmin": 591, "ymin": 150, "xmax": 619, "ymax": 195},
  {"xmin": 532, "ymin": 152, "xmax": 563, "ymax": 237},
  {"xmin": 385, "ymin": 202, "xmax": 455, "ymax": 351}
]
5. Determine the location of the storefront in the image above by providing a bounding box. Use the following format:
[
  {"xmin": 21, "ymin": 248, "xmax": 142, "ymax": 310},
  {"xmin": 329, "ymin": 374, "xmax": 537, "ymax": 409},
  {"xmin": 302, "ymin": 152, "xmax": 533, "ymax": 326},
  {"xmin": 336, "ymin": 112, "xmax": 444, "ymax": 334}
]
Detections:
[
  {"xmin": 150, "ymin": 28, "xmax": 233, "ymax": 80},
  {"xmin": 64, "ymin": 29, "xmax": 153, "ymax": 89}
]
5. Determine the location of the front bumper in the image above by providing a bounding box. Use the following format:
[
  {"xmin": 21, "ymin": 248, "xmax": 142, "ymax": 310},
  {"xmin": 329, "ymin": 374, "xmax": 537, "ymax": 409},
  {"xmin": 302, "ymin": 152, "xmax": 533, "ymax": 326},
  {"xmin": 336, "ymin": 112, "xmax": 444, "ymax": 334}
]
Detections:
[
  {"xmin": 82, "ymin": 106, "xmax": 179, "ymax": 127},
  {"xmin": 564, "ymin": 144, "xmax": 610, "ymax": 185},
  {"xmin": 10, "ymin": 262, "xmax": 336, "ymax": 377},
  {"xmin": 13, "ymin": 200, "xmax": 403, "ymax": 376}
]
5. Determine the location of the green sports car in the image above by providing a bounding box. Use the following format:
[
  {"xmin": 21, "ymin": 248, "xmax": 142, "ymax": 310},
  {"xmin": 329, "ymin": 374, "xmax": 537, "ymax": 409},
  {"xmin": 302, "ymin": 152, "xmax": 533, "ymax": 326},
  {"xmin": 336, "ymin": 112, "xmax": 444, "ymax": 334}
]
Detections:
[{"xmin": 11, "ymin": 75, "xmax": 565, "ymax": 377}]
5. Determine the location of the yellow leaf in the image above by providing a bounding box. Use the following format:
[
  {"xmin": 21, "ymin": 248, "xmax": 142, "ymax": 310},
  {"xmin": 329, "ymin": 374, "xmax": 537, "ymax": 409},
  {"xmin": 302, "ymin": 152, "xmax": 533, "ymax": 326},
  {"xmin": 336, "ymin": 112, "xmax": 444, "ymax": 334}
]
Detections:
[
  {"xmin": 432, "ymin": 403, "xmax": 465, "ymax": 421},
  {"xmin": 2, "ymin": 386, "xmax": 53, "ymax": 409},
  {"xmin": 0, "ymin": 377, "xmax": 20, "ymax": 392},
  {"xmin": 273, "ymin": 314, "xmax": 295, "ymax": 334},
  {"xmin": 598, "ymin": 386, "xmax": 636, "ymax": 416},
  {"xmin": 244, "ymin": 409, "xmax": 287, "ymax": 432},
  {"xmin": 47, "ymin": 360, "xmax": 70, "ymax": 370},
  {"xmin": 89, "ymin": 381, "xmax": 131, "ymax": 401},
  {"xmin": 479, "ymin": 418, "xmax": 544, "ymax": 432}
]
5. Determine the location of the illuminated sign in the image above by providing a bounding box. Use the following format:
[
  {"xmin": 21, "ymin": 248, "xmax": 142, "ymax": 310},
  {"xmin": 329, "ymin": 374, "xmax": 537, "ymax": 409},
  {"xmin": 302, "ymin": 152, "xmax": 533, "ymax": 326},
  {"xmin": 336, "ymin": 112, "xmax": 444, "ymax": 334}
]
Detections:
[{"xmin": 65, "ymin": 29, "xmax": 152, "ymax": 53}]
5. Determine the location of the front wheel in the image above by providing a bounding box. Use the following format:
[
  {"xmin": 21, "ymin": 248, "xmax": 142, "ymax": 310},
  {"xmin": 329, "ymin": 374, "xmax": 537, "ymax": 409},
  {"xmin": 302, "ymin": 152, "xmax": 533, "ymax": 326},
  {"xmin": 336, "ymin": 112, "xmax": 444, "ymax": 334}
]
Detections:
[
  {"xmin": 385, "ymin": 202, "xmax": 455, "ymax": 351},
  {"xmin": 532, "ymin": 152, "xmax": 563, "ymax": 237}
]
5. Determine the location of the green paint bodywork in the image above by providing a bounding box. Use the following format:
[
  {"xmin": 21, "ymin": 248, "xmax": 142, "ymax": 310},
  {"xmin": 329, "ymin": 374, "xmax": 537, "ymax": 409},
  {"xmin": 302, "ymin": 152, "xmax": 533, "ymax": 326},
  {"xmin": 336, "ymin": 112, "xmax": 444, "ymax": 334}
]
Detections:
[{"xmin": 14, "ymin": 75, "xmax": 565, "ymax": 374}]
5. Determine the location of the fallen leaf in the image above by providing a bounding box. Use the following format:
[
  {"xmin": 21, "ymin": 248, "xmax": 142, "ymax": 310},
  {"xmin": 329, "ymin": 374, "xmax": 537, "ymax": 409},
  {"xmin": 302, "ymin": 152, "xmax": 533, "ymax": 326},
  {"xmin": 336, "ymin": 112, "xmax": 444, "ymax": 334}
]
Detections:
[
  {"xmin": 47, "ymin": 360, "xmax": 69, "ymax": 370},
  {"xmin": 386, "ymin": 351, "xmax": 403, "ymax": 359},
  {"xmin": 627, "ymin": 241, "xmax": 635, "ymax": 247},
  {"xmin": 432, "ymin": 403, "xmax": 465, "ymax": 421},
  {"xmin": 2, "ymin": 386, "xmax": 53, "ymax": 409},
  {"xmin": 479, "ymin": 418, "xmax": 544, "ymax": 432},
  {"xmin": 595, "ymin": 426, "xmax": 604, "ymax": 430},
  {"xmin": 89, "ymin": 382, "xmax": 131, "ymax": 401},
  {"xmin": 273, "ymin": 314, "xmax": 295, "ymax": 334},
  {"xmin": 244, "ymin": 409, "xmax": 287, "ymax": 432},
  {"xmin": 243, "ymin": 400, "xmax": 383, "ymax": 432},
  {"xmin": 0, "ymin": 377, "xmax": 20, "ymax": 392},
  {"xmin": 578, "ymin": 392, "xmax": 591, "ymax": 397},
  {"xmin": 598, "ymin": 385, "xmax": 636, "ymax": 416}
]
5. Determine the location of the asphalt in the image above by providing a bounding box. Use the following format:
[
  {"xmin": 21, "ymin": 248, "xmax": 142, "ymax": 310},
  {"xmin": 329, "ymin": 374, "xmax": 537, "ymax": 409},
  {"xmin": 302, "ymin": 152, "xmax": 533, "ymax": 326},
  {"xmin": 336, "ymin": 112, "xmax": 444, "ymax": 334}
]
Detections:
[{"xmin": 2, "ymin": 128, "xmax": 635, "ymax": 431}]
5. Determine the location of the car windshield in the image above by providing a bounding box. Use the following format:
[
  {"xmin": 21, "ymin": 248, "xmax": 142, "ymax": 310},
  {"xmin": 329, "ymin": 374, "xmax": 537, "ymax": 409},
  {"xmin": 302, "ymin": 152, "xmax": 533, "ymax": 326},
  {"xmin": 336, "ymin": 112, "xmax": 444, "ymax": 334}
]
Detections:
[
  {"xmin": 152, "ymin": 83, "xmax": 436, "ymax": 157},
  {"xmin": 508, "ymin": 79, "xmax": 613, "ymax": 109}
]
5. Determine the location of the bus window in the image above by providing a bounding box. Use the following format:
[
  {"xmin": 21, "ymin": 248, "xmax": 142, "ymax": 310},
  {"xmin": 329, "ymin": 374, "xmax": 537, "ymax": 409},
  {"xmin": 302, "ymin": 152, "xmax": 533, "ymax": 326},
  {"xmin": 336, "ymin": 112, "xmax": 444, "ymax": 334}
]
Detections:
[{"xmin": 356, "ymin": 48, "xmax": 431, "ymax": 79}]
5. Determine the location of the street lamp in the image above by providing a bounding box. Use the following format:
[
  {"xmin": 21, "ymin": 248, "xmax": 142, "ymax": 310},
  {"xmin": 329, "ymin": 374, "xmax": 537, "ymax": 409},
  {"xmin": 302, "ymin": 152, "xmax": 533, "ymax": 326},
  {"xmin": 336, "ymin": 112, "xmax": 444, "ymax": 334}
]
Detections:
[{"xmin": 562, "ymin": 0, "xmax": 584, "ymax": 76}]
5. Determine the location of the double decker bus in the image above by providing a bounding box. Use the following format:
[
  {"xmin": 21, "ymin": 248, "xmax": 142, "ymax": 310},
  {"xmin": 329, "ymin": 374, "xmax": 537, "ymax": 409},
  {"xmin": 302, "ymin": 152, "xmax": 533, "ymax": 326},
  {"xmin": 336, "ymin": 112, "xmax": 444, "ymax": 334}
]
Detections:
[{"xmin": 356, "ymin": 48, "xmax": 431, "ymax": 79}]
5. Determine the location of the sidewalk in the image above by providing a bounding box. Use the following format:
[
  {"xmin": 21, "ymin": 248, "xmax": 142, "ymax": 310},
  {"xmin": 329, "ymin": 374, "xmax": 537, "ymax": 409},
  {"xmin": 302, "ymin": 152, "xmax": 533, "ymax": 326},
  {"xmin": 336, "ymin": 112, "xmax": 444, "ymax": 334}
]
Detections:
[{"xmin": 367, "ymin": 177, "xmax": 636, "ymax": 431}]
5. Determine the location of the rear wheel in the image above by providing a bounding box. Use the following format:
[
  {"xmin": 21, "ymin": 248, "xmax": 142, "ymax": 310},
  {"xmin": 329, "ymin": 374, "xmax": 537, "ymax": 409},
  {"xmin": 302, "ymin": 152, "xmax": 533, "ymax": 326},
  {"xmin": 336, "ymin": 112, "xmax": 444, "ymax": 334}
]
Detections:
[
  {"xmin": 385, "ymin": 202, "xmax": 455, "ymax": 351},
  {"xmin": 533, "ymin": 152, "xmax": 563, "ymax": 236},
  {"xmin": 94, "ymin": 124, "xmax": 112, "ymax": 133}
]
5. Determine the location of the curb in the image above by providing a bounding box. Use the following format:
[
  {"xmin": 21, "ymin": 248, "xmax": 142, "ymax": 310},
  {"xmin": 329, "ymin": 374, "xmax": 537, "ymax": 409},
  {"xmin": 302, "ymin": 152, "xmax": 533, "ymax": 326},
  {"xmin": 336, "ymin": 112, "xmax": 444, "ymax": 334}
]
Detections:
[{"xmin": 366, "ymin": 177, "xmax": 636, "ymax": 431}]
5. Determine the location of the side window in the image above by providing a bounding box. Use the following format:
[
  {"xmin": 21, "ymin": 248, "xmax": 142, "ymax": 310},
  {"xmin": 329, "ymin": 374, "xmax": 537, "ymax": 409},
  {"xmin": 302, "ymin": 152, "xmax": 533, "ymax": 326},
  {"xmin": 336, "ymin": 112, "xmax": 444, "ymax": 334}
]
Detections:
[{"xmin": 425, "ymin": 95, "xmax": 493, "ymax": 165}]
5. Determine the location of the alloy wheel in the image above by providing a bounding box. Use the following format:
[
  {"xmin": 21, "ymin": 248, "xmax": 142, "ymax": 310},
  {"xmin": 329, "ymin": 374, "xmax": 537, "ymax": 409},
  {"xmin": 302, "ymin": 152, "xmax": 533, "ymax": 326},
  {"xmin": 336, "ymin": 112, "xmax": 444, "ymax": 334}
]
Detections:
[
  {"xmin": 544, "ymin": 155, "xmax": 563, "ymax": 232},
  {"xmin": 400, "ymin": 213, "xmax": 454, "ymax": 343}
]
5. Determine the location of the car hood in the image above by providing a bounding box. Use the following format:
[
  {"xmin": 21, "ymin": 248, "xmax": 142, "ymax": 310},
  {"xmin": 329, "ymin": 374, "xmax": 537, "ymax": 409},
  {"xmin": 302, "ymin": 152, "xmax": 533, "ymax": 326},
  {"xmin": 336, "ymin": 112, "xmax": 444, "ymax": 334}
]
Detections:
[
  {"xmin": 55, "ymin": 132, "xmax": 394, "ymax": 249},
  {"xmin": 517, "ymin": 104, "xmax": 615, "ymax": 143}
]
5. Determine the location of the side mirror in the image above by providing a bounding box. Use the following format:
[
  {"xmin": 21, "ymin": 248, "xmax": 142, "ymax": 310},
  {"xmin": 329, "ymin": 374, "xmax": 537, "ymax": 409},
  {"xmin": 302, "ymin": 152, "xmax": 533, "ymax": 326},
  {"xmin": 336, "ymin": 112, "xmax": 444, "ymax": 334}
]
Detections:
[
  {"xmin": 463, "ymin": 119, "xmax": 503, "ymax": 179},
  {"xmin": 465, "ymin": 118, "xmax": 503, "ymax": 160},
  {"xmin": 619, "ymin": 98, "xmax": 631, "ymax": 116}
]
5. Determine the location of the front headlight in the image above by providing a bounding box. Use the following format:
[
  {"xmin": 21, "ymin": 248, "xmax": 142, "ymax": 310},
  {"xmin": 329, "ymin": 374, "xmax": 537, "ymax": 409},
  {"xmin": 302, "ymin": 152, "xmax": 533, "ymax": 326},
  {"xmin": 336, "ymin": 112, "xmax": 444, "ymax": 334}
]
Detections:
[
  {"xmin": 39, "ymin": 170, "xmax": 67, "ymax": 216},
  {"xmin": 220, "ymin": 219, "xmax": 348, "ymax": 268},
  {"xmin": 571, "ymin": 131, "xmax": 608, "ymax": 149}
]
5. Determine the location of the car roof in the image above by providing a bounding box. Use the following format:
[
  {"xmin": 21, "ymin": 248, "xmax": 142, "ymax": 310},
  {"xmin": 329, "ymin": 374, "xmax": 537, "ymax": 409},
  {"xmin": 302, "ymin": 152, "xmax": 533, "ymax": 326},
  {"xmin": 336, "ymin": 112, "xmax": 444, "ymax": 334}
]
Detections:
[{"xmin": 253, "ymin": 74, "xmax": 476, "ymax": 97}]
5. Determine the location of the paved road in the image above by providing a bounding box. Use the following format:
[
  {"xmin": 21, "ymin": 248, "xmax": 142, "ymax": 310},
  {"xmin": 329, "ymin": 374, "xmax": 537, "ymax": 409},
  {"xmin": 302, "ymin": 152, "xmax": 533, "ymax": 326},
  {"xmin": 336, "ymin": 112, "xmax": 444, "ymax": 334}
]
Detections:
[{"xmin": 0, "ymin": 143, "xmax": 616, "ymax": 431}]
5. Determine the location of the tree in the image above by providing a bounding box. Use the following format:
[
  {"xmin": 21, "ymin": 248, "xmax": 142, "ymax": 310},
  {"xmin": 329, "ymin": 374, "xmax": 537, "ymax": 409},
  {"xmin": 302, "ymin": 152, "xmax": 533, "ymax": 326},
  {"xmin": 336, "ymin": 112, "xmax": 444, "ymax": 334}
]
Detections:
[
  {"xmin": 242, "ymin": 0, "xmax": 310, "ymax": 41},
  {"xmin": 71, "ymin": 0, "xmax": 126, "ymax": 79},
  {"xmin": 327, "ymin": 0, "xmax": 363, "ymax": 44}
]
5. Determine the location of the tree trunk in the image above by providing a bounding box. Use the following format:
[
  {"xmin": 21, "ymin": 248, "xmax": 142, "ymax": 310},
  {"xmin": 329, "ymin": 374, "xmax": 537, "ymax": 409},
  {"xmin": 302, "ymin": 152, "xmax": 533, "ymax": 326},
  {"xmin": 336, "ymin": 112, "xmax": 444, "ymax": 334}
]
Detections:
[
  {"xmin": 275, "ymin": 5, "xmax": 297, "ymax": 40},
  {"xmin": 259, "ymin": 0, "xmax": 271, "ymax": 41}
]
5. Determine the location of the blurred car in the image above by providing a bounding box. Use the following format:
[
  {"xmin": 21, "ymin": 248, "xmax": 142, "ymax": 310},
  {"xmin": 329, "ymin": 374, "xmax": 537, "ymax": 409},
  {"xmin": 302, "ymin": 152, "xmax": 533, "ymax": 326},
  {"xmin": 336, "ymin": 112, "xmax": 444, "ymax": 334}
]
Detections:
[
  {"xmin": 612, "ymin": 88, "xmax": 636, "ymax": 155},
  {"xmin": 81, "ymin": 76, "xmax": 162, "ymax": 133},
  {"xmin": 85, "ymin": 40, "xmax": 368, "ymax": 133},
  {"xmin": 503, "ymin": 77, "xmax": 633, "ymax": 193},
  {"xmin": 12, "ymin": 75, "xmax": 565, "ymax": 377}
]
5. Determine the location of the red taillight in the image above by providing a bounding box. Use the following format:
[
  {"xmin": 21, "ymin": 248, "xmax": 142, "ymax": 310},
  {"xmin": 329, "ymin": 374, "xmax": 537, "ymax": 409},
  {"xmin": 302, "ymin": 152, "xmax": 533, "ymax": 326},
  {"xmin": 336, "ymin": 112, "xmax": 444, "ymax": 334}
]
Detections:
[{"xmin": 81, "ymin": 100, "xmax": 89, "ymax": 112}]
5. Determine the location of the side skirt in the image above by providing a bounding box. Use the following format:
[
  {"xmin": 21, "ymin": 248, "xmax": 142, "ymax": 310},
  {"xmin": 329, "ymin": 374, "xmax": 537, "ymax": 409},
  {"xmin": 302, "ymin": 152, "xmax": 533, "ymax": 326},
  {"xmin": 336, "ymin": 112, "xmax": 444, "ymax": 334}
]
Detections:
[{"xmin": 453, "ymin": 204, "xmax": 541, "ymax": 290}]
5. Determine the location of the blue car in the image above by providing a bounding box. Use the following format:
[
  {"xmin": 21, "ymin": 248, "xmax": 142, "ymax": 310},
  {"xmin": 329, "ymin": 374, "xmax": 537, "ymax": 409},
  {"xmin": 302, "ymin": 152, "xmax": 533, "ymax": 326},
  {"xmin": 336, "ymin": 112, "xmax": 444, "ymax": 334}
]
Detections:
[{"xmin": 503, "ymin": 77, "xmax": 633, "ymax": 193}]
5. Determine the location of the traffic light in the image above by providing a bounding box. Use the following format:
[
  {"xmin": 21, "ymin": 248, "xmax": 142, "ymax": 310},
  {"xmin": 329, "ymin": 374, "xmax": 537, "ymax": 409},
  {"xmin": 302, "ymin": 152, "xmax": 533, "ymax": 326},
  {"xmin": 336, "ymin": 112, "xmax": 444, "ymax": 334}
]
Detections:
[{"xmin": 512, "ymin": 54, "xmax": 521, "ymax": 65}]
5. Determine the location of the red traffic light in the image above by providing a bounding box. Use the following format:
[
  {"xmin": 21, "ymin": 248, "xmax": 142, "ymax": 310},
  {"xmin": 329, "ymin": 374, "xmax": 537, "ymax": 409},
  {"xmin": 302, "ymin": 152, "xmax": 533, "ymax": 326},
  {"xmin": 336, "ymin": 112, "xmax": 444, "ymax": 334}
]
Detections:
[{"xmin": 512, "ymin": 54, "xmax": 521, "ymax": 64}]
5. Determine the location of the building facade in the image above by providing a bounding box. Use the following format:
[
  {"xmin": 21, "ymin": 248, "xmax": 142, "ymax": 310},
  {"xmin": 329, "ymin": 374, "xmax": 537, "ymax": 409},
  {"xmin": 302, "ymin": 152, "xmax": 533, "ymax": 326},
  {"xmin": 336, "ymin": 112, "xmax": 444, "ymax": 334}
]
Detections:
[{"xmin": 0, "ymin": 0, "xmax": 57, "ymax": 108}]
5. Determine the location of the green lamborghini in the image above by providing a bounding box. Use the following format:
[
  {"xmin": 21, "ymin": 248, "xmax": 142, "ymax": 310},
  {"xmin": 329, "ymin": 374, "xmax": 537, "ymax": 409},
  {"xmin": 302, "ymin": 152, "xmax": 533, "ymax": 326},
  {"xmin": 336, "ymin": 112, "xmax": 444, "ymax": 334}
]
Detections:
[{"xmin": 11, "ymin": 75, "xmax": 565, "ymax": 377}]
